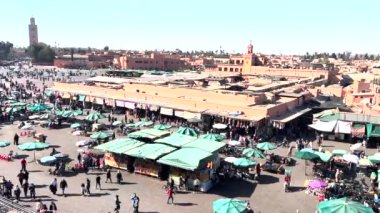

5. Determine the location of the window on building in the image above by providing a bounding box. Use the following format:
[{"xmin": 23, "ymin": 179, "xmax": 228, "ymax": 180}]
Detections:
[
  {"xmin": 143, "ymin": 61, "xmax": 148, "ymax": 64},
  {"xmin": 224, "ymin": 67, "xmax": 227, "ymax": 71},
  {"xmin": 230, "ymin": 68, "xmax": 233, "ymax": 72},
  {"xmin": 218, "ymin": 67, "xmax": 222, "ymax": 71},
  {"xmin": 235, "ymin": 68, "xmax": 239, "ymax": 72}
]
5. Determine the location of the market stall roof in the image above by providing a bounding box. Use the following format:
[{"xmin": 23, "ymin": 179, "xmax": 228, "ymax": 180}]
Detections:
[
  {"xmin": 319, "ymin": 113, "xmax": 340, "ymax": 122},
  {"xmin": 124, "ymin": 143, "xmax": 177, "ymax": 160},
  {"xmin": 157, "ymin": 147, "xmax": 214, "ymax": 171},
  {"xmin": 309, "ymin": 120, "xmax": 337, "ymax": 132},
  {"xmin": 182, "ymin": 138, "xmax": 226, "ymax": 153},
  {"xmin": 128, "ymin": 128, "xmax": 170, "ymax": 140},
  {"xmin": 155, "ymin": 133, "xmax": 197, "ymax": 147},
  {"xmin": 271, "ymin": 107, "xmax": 311, "ymax": 123},
  {"xmin": 313, "ymin": 109, "xmax": 338, "ymax": 120},
  {"xmin": 94, "ymin": 138, "xmax": 145, "ymax": 154}
]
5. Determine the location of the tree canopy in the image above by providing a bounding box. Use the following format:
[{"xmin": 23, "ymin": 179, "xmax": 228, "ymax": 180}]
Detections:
[
  {"xmin": 0, "ymin": 41, "xmax": 13, "ymax": 60},
  {"xmin": 27, "ymin": 43, "xmax": 56, "ymax": 63}
]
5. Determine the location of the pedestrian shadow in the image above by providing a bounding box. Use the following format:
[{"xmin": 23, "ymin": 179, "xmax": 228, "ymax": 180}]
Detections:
[
  {"xmin": 86, "ymin": 172, "xmax": 104, "ymax": 176},
  {"xmin": 57, "ymin": 193, "xmax": 82, "ymax": 197},
  {"xmin": 174, "ymin": 202, "xmax": 198, "ymax": 207},
  {"xmin": 34, "ymin": 184, "xmax": 48, "ymax": 188},
  {"xmin": 49, "ymin": 145, "xmax": 61, "ymax": 148},
  {"xmin": 22, "ymin": 195, "xmax": 57, "ymax": 202},
  {"xmin": 209, "ymin": 179, "xmax": 257, "ymax": 198},
  {"xmin": 28, "ymin": 170, "xmax": 43, "ymax": 173},
  {"xmin": 14, "ymin": 154, "xmax": 29, "ymax": 159},
  {"xmin": 102, "ymin": 188, "xmax": 119, "ymax": 191},
  {"xmin": 119, "ymin": 182, "xmax": 137, "ymax": 185},
  {"xmin": 88, "ymin": 192, "xmax": 110, "ymax": 197},
  {"xmin": 257, "ymin": 175, "xmax": 279, "ymax": 184},
  {"xmin": 288, "ymin": 186, "xmax": 306, "ymax": 192}
]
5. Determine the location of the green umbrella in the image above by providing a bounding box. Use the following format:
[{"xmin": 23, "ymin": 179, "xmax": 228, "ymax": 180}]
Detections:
[
  {"xmin": 153, "ymin": 124, "xmax": 172, "ymax": 130},
  {"xmin": 176, "ymin": 127, "xmax": 199, "ymax": 137},
  {"xmin": 2, "ymin": 99, "xmax": 16, "ymax": 106},
  {"xmin": 5, "ymin": 106, "xmax": 23, "ymax": 113},
  {"xmin": 242, "ymin": 148, "xmax": 265, "ymax": 158},
  {"xmin": 86, "ymin": 112, "xmax": 105, "ymax": 121},
  {"xmin": 90, "ymin": 131, "xmax": 112, "ymax": 139},
  {"xmin": 317, "ymin": 197, "xmax": 374, "ymax": 213},
  {"xmin": 39, "ymin": 113, "xmax": 55, "ymax": 120},
  {"xmin": 71, "ymin": 123, "xmax": 81, "ymax": 129},
  {"xmin": 332, "ymin": 149, "xmax": 347, "ymax": 156},
  {"xmin": 18, "ymin": 142, "xmax": 50, "ymax": 162},
  {"xmin": 29, "ymin": 104, "xmax": 48, "ymax": 112},
  {"xmin": 0, "ymin": 141, "xmax": 10, "ymax": 147},
  {"xmin": 11, "ymin": 102, "xmax": 27, "ymax": 107},
  {"xmin": 256, "ymin": 142, "xmax": 277, "ymax": 151},
  {"xmin": 368, "ymin": 154, "xmax": 380, "ymax": 164},
  {"xmin": 233, "ymin": 157, "xmax": 257, "ymax": 167},
  {"xmin": 73, "ymin": 109, "xmax": 83, "ymax": 115},
  {"xmin": 212, "ymin": 198, "xmax": 248, "ymax": 213},
  {"xmin": 200, "ymin": 134, "xmax": 225, "ymax": 142},
  {"xmin": 295, "ymin": 151, "xmax": 319, "ymax": 175}
]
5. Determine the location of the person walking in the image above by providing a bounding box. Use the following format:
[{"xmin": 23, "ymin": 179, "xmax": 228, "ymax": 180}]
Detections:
[
  {"xmin": 14, "ymin": 185, "xmax": 21, "ymax": 201},
  {"xmin": 95, "ymin": 175, "xmax": 101, "ymax": 190},
  {"xmin": 22, "ymin": 181, "xmax": 28, "ymax": 197},
  {"xmin": 85, "ymin": 178, "xmax": 91, "ymax": 195},
  {"xmin": 77, "ymin": 153, "xmax": 82, "ymax": 164},
  {"xmin": 49, "ymin": 178, "xmax": 58, "ymax": 195},
  {"xmin": 81, "ymin": 183, "xmax": 86, "ymax": 196},
  {"xmin": 14, "ymin": 133, "xmax": 19, "ymax": 145},
  {"xmin": 17, "ymin": 170, "xmax": 24, "ymax": 185},
  {"xmin": 255, "ymin": 163, "xmax": 261, "ymax": 179},
  {"xmin": 131, "ymin": 193, "xmax": 140, "ymax": 213},
  {"xmin": 116, "ymin": 170, "xmax": 123, "ymax": 184},
  {"xmin": 21, "ymin": 158, "xmax": 27, "ymax": 171},
  {"xmin": 24, "ymin": 170, "xmax": 29, "ymax": 183},
  {"xmin": 106, "ymin": 169, "xmax": 112, "ymax": 183},
  {"xmin": 29, "ymin": 183, "xmax": 36, "ymax": 200},
  {"xmin": 49, "ymin": 201, "xmax": 58, "ymax": 212},
  {"xmin": 166, "ymin": 187, "xmax": 174, "ymax": 204},
  {"xmin": 59, "ymin": 179, "xmax": 68, "ymax": 196},
  {"xmin": 115, "ymin": 195, "xmax": 121, "ymax": 212}
]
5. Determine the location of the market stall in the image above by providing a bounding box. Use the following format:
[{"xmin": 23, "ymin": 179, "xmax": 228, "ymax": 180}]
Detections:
[
  {"xmin": 155, "ymin": 133, "xmax": 197, "ymax": 147},
  {"xmin": 124, "ymin": 143, "xmax": 177, "ymax": 178},
  {"xmin": 157, "ymin": 147, "xmax": 219, "ymax": 192},
  {"xmin": 128, "ymin": 128, "xmax": 170, "ymax": 142},
  {"xmin": 94, "ymin": 138, "xmax": 145, "ymax": 170}
]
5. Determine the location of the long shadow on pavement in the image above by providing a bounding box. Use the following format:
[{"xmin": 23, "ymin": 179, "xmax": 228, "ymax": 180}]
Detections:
[
  {"xmin": 288, "ymin": 186, "xmax": 306, "ymax": 192},
  {"xmin": 101, "ymin": 188, "xmax": 119, "ymax": 191},
  {"xmin": 209, "ymin": 179, "xmax": 257, "ymax": 198},
  {"xmin": 34, "ymin": 184, "xmax": 48, "ymax": 188},
  {"xmin": 88, "ymin": 192, "xmax": 110, "ymax": 197},
  {"xmin": 257, "ymin": 174, "xmax": 279, "ymax": 184},
  {"xmin": 28, "ymin": 170, "xmax": 43, "ymax": 173},
  {"xmin": 175, "ymin": 202, "xmax": 198, "ymax": 206}
]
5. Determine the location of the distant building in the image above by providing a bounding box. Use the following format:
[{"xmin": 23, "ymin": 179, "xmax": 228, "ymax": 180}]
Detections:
[
  {"xmin": 28, "ymin": 17, "xmax": 38, "ymax": 46},
  {"xmin": 54, "ymin": 52, "xmax": 117, "ymax": 69},
  {"xmin": 114, "ymin": 52, "xmax": 187, "ymax": 71}
]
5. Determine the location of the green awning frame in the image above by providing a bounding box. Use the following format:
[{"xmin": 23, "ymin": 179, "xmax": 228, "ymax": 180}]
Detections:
[
  {"xmin": 155, "ymin": 133, "xmax": 197, "ymax": 147},
  {"xmin": 79, "ymin": 95, "xmax": 86, "ymax": 102},
  {"xmin": 94, "ymin": 138, "xmax": 145, "ymax": 154},
  {"xmin": 124, "ymin": 143, "xmax": 177, "ymax": 160},
  {"xmin": 183, "ymin": 138, "xmax": 226, "ymax": 153}
]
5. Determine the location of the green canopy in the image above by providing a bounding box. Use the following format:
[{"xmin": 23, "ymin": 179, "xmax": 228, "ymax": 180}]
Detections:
[
  {"xmin": 134, "ymin": 120, "xmax": 154, "ymax": 127},
  {"xmin": 332, "ymin": 149, "xmax": 347, "ymax": 156},
  {"xmin": 256, "ymin": 142, "xmax": 277, "ymax": 151},
  {"xmin": 5, "ymin": 106, "xmax": 23, "ymax": 113},
  {"xmin": 2, "ymin": 99, "xmax": 16, "ymax": 105},
  {"xmin": 112, "ymin": 121, "xmax": 123, "ymax": 126},
  {"xmin": 128, "ymin": 128, "xmax": 170, "ymax": 140},
  {"xmin": 29, "ymin": 104, "xmax": 48, "ymax": 112},
  {"xmin": 183, "ymin": 138, "xmax": 226, "ymax": 153},
  {"xmin": 300, "ymin": 148, "xmax": 332, "ymax": 163},
  {"xmin": 242, "ymin": 148, "xmax": 265, "ymax": 158},
  {"xmin": 200, "ymin": 133, "xmax": 225, "ymax": 142},
  {"xmin": 320, "ymin": 113, "xmax": 340, "ymax": 122},
  {"xmin": 78, "ymin": 95, "xmax": 86, "ymax": 102},
  {"xmin": 212, "ymin": 198, "xmax": 248, "ymax": 213},
  {"xmin": 176, "ymin": 127, "xmax": 199, "ymax": 137},
  {"xmin": 157, "ymin": 147, "xmax": 213, "ymax": 171},
  {"xmin": 295, "ymin": 151, "xmax": 319, "ymax": 160},
  {"xmin": 368, "ymin": 153, "xmax": 380, "ymax": 164},
  {"xmin": 124, "ymin": 143, "xmax": 177, "ymax": 160},
  {"xmin": 367, "ymin": 123, "xmax": 373, "ymax": 138},
  {"xmin": 153, "ymin": 124, "xmax": 172, "ymax": 130},
  {"xmin": 95, "ymin": 138, "xmax": 145, "ymax": 154},
  {"xmin": 18, "ymin": 142, "xmax": 50, "ymax": 162},
  {"xmin": 39, "ymin": 113, "xmax": 55, "ymax": 120},
  {"xmin": 233, "ymin": 157, "xmax": 257, "ymax": 167},
  {"xmin": 317, "ymin": 197, "xmax": 374, "ymax": 213},
  {"xmin": 86, "ymin": 112, "xmax": 105, "ymax": 121},
  {"xmin": 0, "ymin": 141, "xmax": 10, "ymax": 147},
  {"xmin": 18, "ymin": 142, "xmax": 50, "ymax": 150},
  {"xmin": 11, "ymin": 102, "xmax": 27, "ymax": 107},
  {"xmin": 155, "ymin": 133, "xmax": 197, "ymax": 147},
  {"xmin": 90, "ymin": 131, "xmax": 112, "ymax": 139}
]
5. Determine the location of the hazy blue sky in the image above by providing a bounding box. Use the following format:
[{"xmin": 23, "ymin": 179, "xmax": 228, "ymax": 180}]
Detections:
[{"xmin": 1, "ymin": 0, "xmax": 379, "ymax": 54}]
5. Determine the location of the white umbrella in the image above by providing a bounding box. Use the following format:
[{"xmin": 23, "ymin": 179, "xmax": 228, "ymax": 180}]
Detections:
[
  {"xmin": 343, "ymin": 154, "xmax": 359, "ymax": 164},
  {"xmin": 72, "ymin": 130, "xmax": 84, "ymax": 136},
  {"xmin": 213, "ymin": 123, "xmax": 227, "ymax": 129},
  {"xmin": 76, "ymin": 139, "xmax": 95, "ymax": 147},
  {"xmin": 28, "ymin": 115, "xmax": 40, "ymax": 120},
  {"xmin": 350, "ymin": 143, "xmax": 363, "ymax": 151},
  {"xmin": 21, "ymin": 124, "xmax": 33, "ymax": 130},
  {"xmin": 228, "ymin": 140, "xmax": 240, "ymax": 146},
  {"xmin": 224, "ymin": 157, "xmax": 237, "ymax": 163}
]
